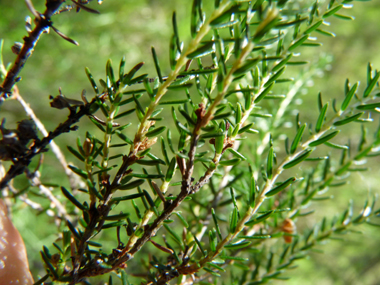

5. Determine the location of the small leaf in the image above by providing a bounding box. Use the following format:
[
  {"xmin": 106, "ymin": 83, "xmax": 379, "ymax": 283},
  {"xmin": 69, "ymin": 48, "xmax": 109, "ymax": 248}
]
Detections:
[
  {"xmin": 129, "ymin": 73, "xmax": 148, "ymax": 85},
  {"xmin": 51, "ymin": 25, "xmax": 78, "ymax": 46},
  {"xmin": 164, "ymin": 224, "xmax": 182, "ymax": 245},
  {"xmin": 200, "ymin": 132, "xmax": 224, "ymax": 139},
  {"xmin": 67, "ymin": 220, "xmax": 80, "ymax": 240},
  {"xmin": 354, "ymin": 145, "xmax": 374, "ymax": 160},
  {"xmin": 143, "ymin": 189, "xmax": 155, "ymax": 209},
  {"xmin": 172, "ymin": 11, "xmax": 181, "ymax": 52},
  {"xmin": 114, "ymin": 108, "xmax": 135, "ymax": 119},
  {"xmin": 324, "ymin": 141, "xmax": 349, "ymax": 150},
  {"xmin": 245, "ymin": 210, "xmax": 274, "ymax": 226},
  {"xmin": 233, "ymin": 58, "xmax": 261, "ymax": 77},
  {"xmin": 119, "ymin": 179, "xmax": 145, "ymax": 190},
  {"xmin": 85, "ymin": 67, "xmax": 99, "ymax": 94},
  {"xmin": 272, "ymin": 54, "xmax": 292, "ymax": 73},
  {"xmin": 322, "ymin": 4, "xmax": 343, "ymax": 18},
  {"xmin": 315, "ymin": 103, "xmax": 328, "ymax": 132},
  {"xmin": 193, "ymin": 234, "xmax": 206, "ymax": 256},
  {"xmin": 87, "ymin": 179, "xmax": 103, "ymax": 200},
  {"xmin": 229, "ymin": 207, "xmax": 238, "ymax": 233},
  {"xmin": 167, "ymin": 83, "xmax": 193, "ymax": 90},
  {"xmin": 67, "ymin": 146, "xmax": 85, "ymax": 162},
  {"xmin": 102, "ymin": 213, "xmax": 129, "ymax": 221},
  {"xmin": 290, "ymin": 123, "xmax": 306, "ymax": 154},
  {"xmin": 165, "ymin": 157, "xmax": 177, "ymax": 182},
  {"xmin": 235, "ymin": 103, "xmax": 242, "ymax": 124},
  {"xmin": 102, "ymin": 221, "xmax": 127, "ymax": 229},
  {"xmin": 228, "ymin": 148, "xmax": 247, "ymax": 160},
  {"xmin": 212, "ymin": 208, "xmax": 222, "ymax": 240},
  {"xmin": 288, "ymin": 35, "xmax": 308, "ymax": 51},
  {"xmin": 40, "ymin": 251, "xmax": 58, "ymax": 279},
  {"xmin": 146, "ymin": 126, "xmax": 167, "ymax": 137},
  {"xmin": 340, "ymin": 82, "xmax": 358, "ymax": 111},
  {"xmin": 207, "ymin": 261, "xmax": 225, "ymax": 272},
  {"xmin": 333, "ymin": 112, "xmax": 364, "ymax": 126},
  {"xmin": 239, "ymin": 235, "xmax": 271, "ymax": 239},
  {"xmin": 264, "ymin": 66, "xmax": 286, "ymax": 88},
  {"xmin": 214, "ymin": 132, "xmax": 225, "ymax": 155},
  {"xmin": 267, "ymin": 147, "xmax": 274, "ymax": 179},
  {"xmin": 190, "ymin": 0, "xmax": 199, "ymax": 38},
  {"xmin": 219, "ymin": 158, "xmax": 241, "ymax": 166},
  {"xmin": 131, "ymin": 173, "xmax": 164, "ymax": 179},
  {"xmin": 166, "ymin": 130, "xmax": 175, "ymax": 153},
  {"xmin": 106, "ymin": 59, "xmax": 117, "ymax": 90},
  {"xmin": 160, "ymin": 99, "xmax": 190, "ymax": 106},
  {"xmin": 119, "ymin": 56, "xmax": 126, "ymax": 83},
  {"xmin": 150, "ymin": 239, "xmax": 174, "ymax": 254},
  {"xmin": 316, "ymin": 29, "xmax": 336, "ymax": 37},
  {"xmin": 255, "ymin": 82, "xmax": 274, "ymax": 103},
  {"xmin": 203, "ymin": 267, "xmax": 221, "ymax": 277},
  {"xmin": 238, "ymin": 123, "xmax": 256, "ymax": 134},
  {"xmin": 151, "ymin": 47, "xmax": 163, "ymax": 83},
  {"xmin": 89, "ymin": 116, "xmax": 106, "ymax": 132},
  {"xmin": 174, "ymin": 212, "xmax": 189, "ymax": 228},
  {"xmin": 161, "ymin": 137, "xmax": 170, "ymax": 164},
  {"xmin": 334, "ymin": 14, "xmax": 354, "ymax": 21},
  {"xmin": 187, "ymin": 42, "xmax": 215, "ymax": 59},
  {"xmin": 336, "ymin": 161, "xmax": 352, "ymax": 175},
  {"xmin": 111, "ymin": 193, "xmax": 145, "ymax": 202},
  {"xmin": 133, "ymin": 94, "xmax": 145, "ymax": 117},
  {"xmin": 356, "ymin": 102, "xmax": 380, "ymax": 110},
  {"xmin": 178, "ymin": 107, "xmax": 196, "ymax": 126},
  {"xmin": 61, "ymin": 187, "xmax": 87, "ymax": 211},
  {"xmin": 68, "ymin": 165, "xmax": 87, "ymax": 179},
  {"xmin": 303, "ymin": 20, "xmax": 323, "ymax": 34},
  {"xmin": 249, "ymin": 177, "xmax": 256, "ymax": 208},
  {"xmin": 309, "ymin": 131, "xmax": 340, "ymax": 147},
  {"xmin": 266, "ymin": 177, "xmax": 296, "ymax": 197},
  {"xmin": 283, "ymin": 149, "xmax": 313, "ymax": 169},
  {"xmin": 224, "ymin": 241, "xmax": 251, "ymax": 249}
]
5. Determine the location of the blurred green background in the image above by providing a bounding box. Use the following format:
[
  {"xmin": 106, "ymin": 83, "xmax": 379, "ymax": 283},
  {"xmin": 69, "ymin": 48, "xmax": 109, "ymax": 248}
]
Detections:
[{"xmin": 1, "ymin": 0, "xmax": 380, "ymax": 284}]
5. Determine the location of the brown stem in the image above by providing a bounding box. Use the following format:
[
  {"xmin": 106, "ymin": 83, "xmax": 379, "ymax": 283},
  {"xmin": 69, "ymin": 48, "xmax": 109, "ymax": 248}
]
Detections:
[
  {"xmin": 74, "ymin": 107, "xmax": 206, "ymax": 281},
  {"xmin": 0, "ymin": 0, "xmax": 64, "ymax": 99}
]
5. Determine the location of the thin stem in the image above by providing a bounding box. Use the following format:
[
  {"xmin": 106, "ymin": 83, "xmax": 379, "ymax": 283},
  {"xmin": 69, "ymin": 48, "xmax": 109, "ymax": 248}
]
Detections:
[
  {"xmin": 132, "ymin": 0, "xmax": 233, "ymax": 150},
  {"xmin": 0, "ymin": 0, "xmax": 103, "ymax": 99},
  {"xmin": 201, "ymin": 41, "xmax": 255, "ymax": 129},
  {"xmin": 108, "ymin": 0, "xmax": 234, "ymax": 192},
  {"xmin": 0, "ymin": 0, "xmax": 64, "ymax": 98},
  {"xmin": 176, "ymin": 89, "xmax": 376, "ymax": 274}
]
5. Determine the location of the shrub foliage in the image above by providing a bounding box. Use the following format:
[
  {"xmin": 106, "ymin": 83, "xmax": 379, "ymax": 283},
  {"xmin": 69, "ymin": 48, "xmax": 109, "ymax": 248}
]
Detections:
[{"xmin": 0, "ymin": 0, "xmax": 380, "ymax": 284}]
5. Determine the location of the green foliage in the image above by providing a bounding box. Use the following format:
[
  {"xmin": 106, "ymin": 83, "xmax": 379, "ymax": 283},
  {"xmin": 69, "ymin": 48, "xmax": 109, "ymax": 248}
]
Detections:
[{"xmin": 0, "ymin": 0, "xmax": 380, "ymax": 284}]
